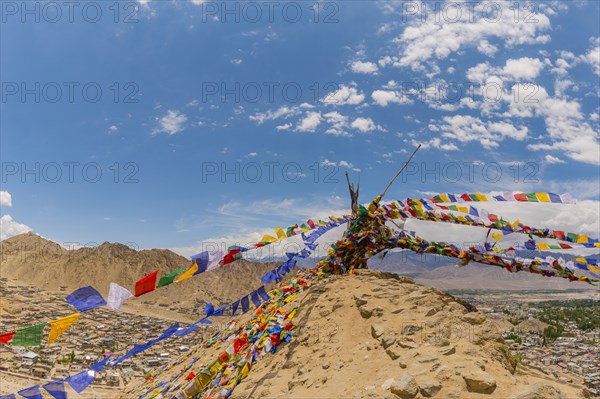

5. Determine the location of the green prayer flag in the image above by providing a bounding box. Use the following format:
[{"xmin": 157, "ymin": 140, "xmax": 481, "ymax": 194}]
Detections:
[
  {"xmin": 12, "ymin": 323, "xmax": 46, "ymax": 347},
  {"xmin": 157, "ymin": 267, "xmax": 186, "ymax": 288},
  {"xmin": 525, "ymin": 193, "xmax": 538, "ymax": 202},
  {"xmin": 567, "ymin": 232, "xmax": 577, "ymax": 242}
]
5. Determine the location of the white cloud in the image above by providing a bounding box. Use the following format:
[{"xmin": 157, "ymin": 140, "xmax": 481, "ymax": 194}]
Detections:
[
  {"xmin": 412, "ymin": 137, "xmax": 459, "ymax": 151},
  {"xmin": 351, "ymin": 117, "xmax": 376, "ymax": 133},
  {"xmin": 275, "ymin": 123, "xmax": 292, "ymax": 131},
  {"xmin": 544, "ymin": 154, "xmax": 566, "ymax": 164},
  {"xmin": 295, "ymin": 112, "xmax": 322, "ymax": 132},
  {"xmin": 321, "ymin": 159, "xmax": 360, "ymax": 172},
  {"xmin": 390, "ymin": 1, "xmax": 552, "ymax": 71},
  {"xmin": 477, "ymin": 40, "xmax": 498, "ymax": 56},
  {"xmin": 488, "ymin": 121, "xmax": 528, "ymax": 141},
  {"xmin": 351, "ymin": 61, "xmax": 379, "ymax": 74},
  {"xmin": 0, "ymin": 215, "xmax": 31, "ymax": 240},
  {"xmin": 503, "ymin": 84, "xmax": 600, "ymax": 164},
  {"xmin": 230, "ymin": 58, "xmax": 243, "ymax": 65},
  {"xmin": 581, "ymin": 39, "xmax": 600, "ymax": 76},
  {"xmin": 108, "ymin": 125, "xmax": 118, "ymax": 133},
  {"xmin": 322, "ymin": 84, "xmax": 365, "ymax": 106},
  {"xmin": 154, "ymin": 110, "xmax": 187, "ymax": 135},
  {"xmin": 438, "ymin": 115, "xmax": 528, "ymax": 149},
  {"xmin": 502, "ymin": 57, "xmax": 545, "ymax": 80},
  {"xmin": 246, "ymin": 152, "xmax": 257, "ymax": 157},
  {"xmin": 323, "ymin": 111, "xmax": 350, "ymax": 136},
  {"xmin": 371, "ymin": 90, "xmax": 412, "ymax": 106},
  {"xmin": 0, "ymin": 191, "xmax": 12, "ymax": 207},
  {"xmin": 249, "ymin": 104, "xmax": 311, "ymax": 125}
]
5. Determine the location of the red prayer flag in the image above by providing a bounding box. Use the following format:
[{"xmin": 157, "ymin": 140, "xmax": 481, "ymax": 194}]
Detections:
[
  {"xmin": 514, "ymin": 193, "xmax": 528, "ymax": 202},
  {"xmin": 553, "ymin": 230, "xmax": 565, "ymax": 240},
  {"xmin": 460, "ymin": 193, "xmax": 472, "ymax": 202},
  {"xmin": 134, "ymin": 270, "xmax": 159, "ymax": 297},
  {"xmin": 488, "ymin": 214, "xmax": 498, "ymax": 222},
  {"xmin": 0, "ymin": 331, "xmax": 15, "ymax": 344},
  {"xmin": 559, "ymin": 243, "xmax": 572, "ymax": 249},
  {"xmin": 185, "ymin": 371, "xmax": 196, "ymax": 380},
  {"xmin": 307, "ymin": 219, "xmax": 316, "ymax": 229}
]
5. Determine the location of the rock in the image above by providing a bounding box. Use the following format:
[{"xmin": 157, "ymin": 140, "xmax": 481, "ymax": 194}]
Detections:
[
  {"xmin": 360, "ymin": 306, "xmax": 374, "ymax": 319},
  {"xmin": 371, "ymin": 324, "xmax": 385, "ymax": 338},
  {"xmin": 282, "ymin": 360, "xmax": 297, "ymax": 369},
  {"xmin": 402, "ymin": 325, "xmax": 422, "ymax": 336},
  {"xmin": 392, "ymin": 308, "xmax": 404, "ymax": 314},
  {"xmin": 418, "ymin": 354, "xmax": 439, "ymax": 363},
  {"xmin": 354, "ymin": 295, "xmax": 368, "ymax": 306},
  {"xmin": 419, "ymin": 380, "xmax": 442, "ymax": 397},
  {"xmin": 381, "ymin": 378, "xmax": 395, "ymax": 390},
  {"xmin": 397, "ymin": 340, "xmax": 417, "ymax": 349},
  {"xmin": 462, "ymin": 312, "xmax": 486, "ymax": 325},
  {"xmin": 319, "ymin": 308, "xmax": 331, "ymax": 317},
  {"xmin": 381, "ymin": 335, "xmax": 396, "ymax": 349},
  {"xmin": 386, "ymin": 346, "xmax": 403, "ymax": 360},
  {"xmin": 510, "ymin": 383, "xmax": 564, "ymax": 399},
  {"xmin": 373, "ymin": 307, "xmax": 384, "ymax": 317},
  {"xmin": 435, "ymin": 366, "xmax": 453, "ymax": 382},
  {"xmin": 398, "ymin": 359, "xmax": 407, "ymax": 368},
  {"xmin": 425, "ymin": 308, "xmax": 438, "ymax": 317},
  {"xmin": 390, "ymin": 373, "xmax": 419, "ymax": 398},
  {"xmin": 462, "ymin": 369, "xmax": 497, "ymax": 393},
  {"xmin": 429, "ymin": 335, "xmax": 450, "ymax": 347},
  {"xmin": 322, "ymin": 361, "xmax": 330, "ymax": 370},
  {"xmin": 332, "ymin": 302, "xmax": 343, "ymax": 312},
  {"xmin": 438, "ymin": 346, "xmax": 456, "ymax": 356}
]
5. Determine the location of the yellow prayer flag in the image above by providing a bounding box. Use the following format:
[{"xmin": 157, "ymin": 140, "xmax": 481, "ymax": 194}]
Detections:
[
  {"xmin": 537, "ymin": 242, "xmax": 550, "ymax": 251},
  {"xmin": 240, "ymin": 362, "xmax": 250, "ymax": 379},
  {"xmin": 577, "ymin": 235, "xmax": 589, "ymax": 243},
  {"xmin": 48, "ymin": 313, "xmax": 80, "ymax": 345},
  {"xmin": 260, "ymin": 234, "xmax": 277, "ymax": 243},
  {"xmin": 274, "ymin": 227, "xmax": 286, "ymax": 240},
  {"xmin": 457, "ymin": 206, "xmax": 468, "ymax": 213},
  {"xmin": 589, "ymin": 265, "xmax": 600, "ymax": 273},
  {"xmin": 511, "ymin": 219, "xmax": 521, "ymax": 228},
  {"xmin": 535, "ymin": 192, "xmax": 550, "ymax": 202},
  {"xmin": 176, "ymin": 263, "xmax": 198, "ymax": 283},
  {"xmin": 491, "ymin": 233, "xmax": 503, "ymax": 241},
  {"xmin": 475, "ymin": 193, "xmax": 487, "ymax": 201}
]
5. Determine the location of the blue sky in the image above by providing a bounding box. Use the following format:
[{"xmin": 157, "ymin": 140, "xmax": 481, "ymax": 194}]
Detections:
[{"xmin": 1, "ymin": 0, "xmax": 599, "ymax": 255}]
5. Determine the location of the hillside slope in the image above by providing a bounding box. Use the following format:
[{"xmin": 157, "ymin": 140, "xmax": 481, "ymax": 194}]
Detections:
[
  {"xmin": 0, "ymin": 233, "xmax": 279, "ymax": 320},
  {"xmin": 122, "ymin": 270, "xmax": 585, "ymax": 398}
]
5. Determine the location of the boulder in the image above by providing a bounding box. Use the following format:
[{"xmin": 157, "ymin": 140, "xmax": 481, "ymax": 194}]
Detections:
[
  {"xmin": 510, "ymin": 383, "xmax": 564, "ymax": 399},
  {"xmin": 371, "ymin": 324, "xmax": 385, "ymax": 338},
  {"xmin": 390, "ymin": 373, "xmax": 419, "ymax": 398},
  {"xmin": 419, "ymin": 379, "xmax": 442, "ymax": 397},
  {"xmin": 381, "ymin": 335, "xmax": 396, "ymax": 349},
  {"xmin": 386, "ymin": 346, "xmax": 403, "ymax": 360},
  {"xmin": 462, "ymin": 369, "xmax": 496, "ymax": 393}
]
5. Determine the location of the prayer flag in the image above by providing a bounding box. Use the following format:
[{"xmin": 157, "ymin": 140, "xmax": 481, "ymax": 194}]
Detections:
[
  {"xmin": 176, "ymin": 262, "xmax": 198, "ymax": 283},
  {"xmin": 42, "ymin": 379, "xmax": 67, "ymax": 399},
  {"xmin": 157, "ymin": 267, "xmax": 186, "ymax": 288},
  {"xmin": 0, "ymin": 332, "xmax": 15, "ymax": 344},
  {"xmin": 12, "ymin": 323, "xmax": 46, "ymax": 347},
  {"xmin": 17, "ymin": 386, "xmax": 42, "ymax": 399},
  {"xmin": 48, "ymin": 313, "xmax": 80, "ymax": 345},
  {"xmin": 66, "ymin": 286, "xmax": 106, "ymax": 312},
  {"xmin": 274, "ymin": 227, "xmax": 286, "ymax": 239},
  {"xmin": 106, "ymin": 283, "xmax": 133, "ymax": 311},
  {"xmin": 134, "ymin": 270, "xmax": 159, "ymax": 297}
]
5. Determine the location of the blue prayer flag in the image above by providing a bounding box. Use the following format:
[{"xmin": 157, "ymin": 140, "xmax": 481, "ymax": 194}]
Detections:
[{"xmin": 66, "ymin": 286, "xmax": 106, "ymax": 312}]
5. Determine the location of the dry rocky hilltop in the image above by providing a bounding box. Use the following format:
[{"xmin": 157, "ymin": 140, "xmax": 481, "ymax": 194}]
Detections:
[{"xmin": 124, "ymin": 270, "xmax": 588, "ymax": 399}]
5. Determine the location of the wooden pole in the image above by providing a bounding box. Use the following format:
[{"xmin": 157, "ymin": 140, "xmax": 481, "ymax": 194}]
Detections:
[{"xmin": 380, "ymin": 144, "xmax": 421, "ymax": 199}]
